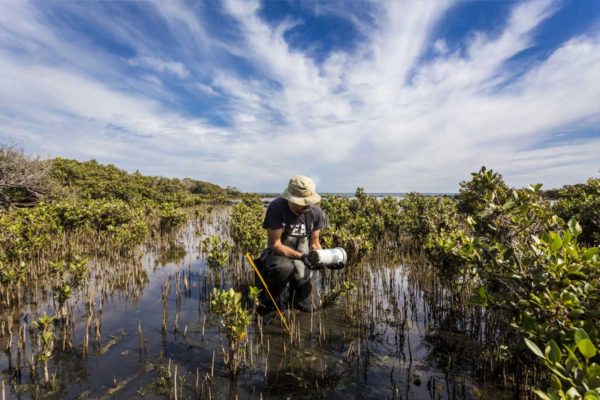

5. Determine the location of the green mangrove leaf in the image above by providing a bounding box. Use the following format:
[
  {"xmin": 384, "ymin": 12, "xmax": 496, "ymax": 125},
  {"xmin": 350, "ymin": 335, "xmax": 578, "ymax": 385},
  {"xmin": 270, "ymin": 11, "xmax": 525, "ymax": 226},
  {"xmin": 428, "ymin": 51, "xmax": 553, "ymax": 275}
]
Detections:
[
  {"xmin": 575, "ymin": 329, "xmax": 591, "ymax": 344},
  {"xmin": 478, "ymin": 286, "xmax": 488, "ymax": 301},
  {"xmin": 546, "ymin": 364, "xmax": 569, "ymax": 381},
  {"xmin": 547, "ymin": 340, "xmax": 561, "ymax": 364},
  {"xmin": 525, "ymin": 338, "xmax": 545, "ymax": 359},
  {"xmin": 541, "ymin": 232, "xmax": 552, "ymax": 243},
  {"xmin": 566, "ymin": 271, "xmax": 586, "ymax": 280},
  {"xmin": 578, "ymin": 338, "xmax": 597, "ymax": 359},
  {"xmin": 477, "ymin": 209, "xmax": 492, "ymax": 218},
  {"xmin": 568, "ymin": 309, "xmax": 585, "ymax": 319},
  {"xmin": 550, "ymin": 235, "xmax": 563, "ymax": 252},
  {"xmin": 42, "ymin": 331, "xmax": 53, "ymax": 343},
  {"xmin": 550, "ymin": 374, "xmax": 562, "ymax": 391},
  {"xmin": 503, "ymin": 201, "xmax": 515, "ymax": 210},
  {"xmin": 568, "ymin": 219, "xmax": 582, "ymax": 238},
  {"xmin": 565, "ymin": 345, "xmax": 578, "ymax": 363},
  {"xmin": 563, "ymin": 230, "xmax": 572, "ymax": 244},
  {"xmin": 531, "ymin": 390, "xmax": 552, "ymax": 400},
  {"xmin": 582, "ymin": 247, "xmax": 599, "ymax": 261},
  {"xmin": 583, "ymin": 391, "xmax": 600, "ymax": 400},
  {"xmin": 520, "ymin": 312, "xmax": 536, "ymax": 332},
  {"xmin": 587, "ymin": 364, "xmax": 600, "ymax": 387},
  {"xmin": 566, "ymin": 387, "xmax": 581, "ymax": 399},
  {"xmin": 467, "ymin": 295, "xmax": 485, "ymax": 306}
]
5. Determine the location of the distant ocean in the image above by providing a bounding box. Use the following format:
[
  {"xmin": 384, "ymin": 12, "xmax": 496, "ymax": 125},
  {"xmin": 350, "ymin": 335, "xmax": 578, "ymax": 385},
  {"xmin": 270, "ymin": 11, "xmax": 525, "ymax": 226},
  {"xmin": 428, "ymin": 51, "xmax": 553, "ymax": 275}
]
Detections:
[
  {"xmin": 322, "ymin": 192, "xmax": 455, "ymax": 197},
  {"xmin": 258, "ymin": 192, "xmax": 456, "ymax": 203}
]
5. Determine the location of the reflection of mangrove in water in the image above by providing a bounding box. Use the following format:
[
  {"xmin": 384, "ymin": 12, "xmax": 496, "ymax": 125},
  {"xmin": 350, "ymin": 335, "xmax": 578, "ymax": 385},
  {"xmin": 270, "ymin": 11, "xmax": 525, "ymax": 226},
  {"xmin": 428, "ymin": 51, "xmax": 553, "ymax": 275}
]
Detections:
[
  {"xmin": 0, "ymin": 208, "xmax": 515, "ymax": 399},
  {"xmin": 155, "ymin": 241, "xmax": 187, "ymax": 267},
  {"xmin": 0, "ymin": 253, "xmax": 152, "ymax": 397}
]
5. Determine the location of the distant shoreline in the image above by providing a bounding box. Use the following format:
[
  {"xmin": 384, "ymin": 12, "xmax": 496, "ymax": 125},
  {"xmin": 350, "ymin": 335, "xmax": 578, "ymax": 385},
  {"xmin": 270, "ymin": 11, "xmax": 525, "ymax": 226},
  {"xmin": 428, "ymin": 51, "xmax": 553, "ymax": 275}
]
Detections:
[{"xmin": 255, "ymin": 192, "xmax": 457, "ymax": 197}]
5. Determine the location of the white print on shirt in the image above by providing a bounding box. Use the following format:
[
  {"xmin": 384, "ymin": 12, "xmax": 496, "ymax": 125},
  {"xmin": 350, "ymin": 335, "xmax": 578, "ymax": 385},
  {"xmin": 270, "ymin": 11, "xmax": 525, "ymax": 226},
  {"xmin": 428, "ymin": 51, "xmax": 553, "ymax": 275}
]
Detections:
[{"xmin": 289, "ymin": 223, "xmax": 306, "ymax": 237}]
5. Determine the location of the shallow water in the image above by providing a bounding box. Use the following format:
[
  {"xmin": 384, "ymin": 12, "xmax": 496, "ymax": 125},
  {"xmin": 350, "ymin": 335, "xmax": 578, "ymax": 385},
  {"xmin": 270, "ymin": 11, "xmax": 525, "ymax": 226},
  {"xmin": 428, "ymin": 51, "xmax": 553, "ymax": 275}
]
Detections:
[{"xmin": 0, "ymin": 210, "xmax": 511, "ymax": 399}]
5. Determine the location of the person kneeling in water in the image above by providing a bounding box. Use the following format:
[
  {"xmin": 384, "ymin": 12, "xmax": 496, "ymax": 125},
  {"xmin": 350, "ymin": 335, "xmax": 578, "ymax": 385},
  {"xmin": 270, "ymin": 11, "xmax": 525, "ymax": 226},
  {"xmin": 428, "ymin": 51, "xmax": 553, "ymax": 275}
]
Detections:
[{"xmin": 257, "ymin": 175, "xmax": 325, "ymax": 312}]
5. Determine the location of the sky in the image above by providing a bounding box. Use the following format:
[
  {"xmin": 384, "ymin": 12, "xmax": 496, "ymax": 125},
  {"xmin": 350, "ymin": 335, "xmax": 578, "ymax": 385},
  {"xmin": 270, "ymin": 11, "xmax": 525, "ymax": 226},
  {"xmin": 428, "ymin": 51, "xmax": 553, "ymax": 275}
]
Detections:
[{"xmin": 0, "ymin": 0, "xmax": 599, "ymax": 193}]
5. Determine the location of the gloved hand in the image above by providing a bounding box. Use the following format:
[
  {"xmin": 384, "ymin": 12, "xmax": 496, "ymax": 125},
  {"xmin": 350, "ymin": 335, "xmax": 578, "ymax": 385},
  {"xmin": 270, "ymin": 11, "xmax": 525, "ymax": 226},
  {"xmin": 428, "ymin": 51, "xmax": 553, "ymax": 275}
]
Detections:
[
  {"xmin": 326, "ymin": 262, "xmax": 345, "ymax": 270},
  {"xmin": 326, "ymin": 262, "xmax": 346, "ymax": 270},
  {"xmin": 300, "ymin": 254, "xmax": 322, "ymax": 270}
]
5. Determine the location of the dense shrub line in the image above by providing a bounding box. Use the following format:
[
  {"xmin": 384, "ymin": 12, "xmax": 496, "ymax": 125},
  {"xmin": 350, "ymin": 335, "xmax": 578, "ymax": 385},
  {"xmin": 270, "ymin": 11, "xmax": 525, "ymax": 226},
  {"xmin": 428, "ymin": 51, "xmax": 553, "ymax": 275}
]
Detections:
[
  {"xmin": 0, "ymin": 154, "xmax": 239, "ymax": 279},
  {"xmin": 50, "ymin": 158, "xmax": 240, "ymax": 205},
  {"xmin": 0, "ymin": 198, "xmax": 189, "ymax": 264}
]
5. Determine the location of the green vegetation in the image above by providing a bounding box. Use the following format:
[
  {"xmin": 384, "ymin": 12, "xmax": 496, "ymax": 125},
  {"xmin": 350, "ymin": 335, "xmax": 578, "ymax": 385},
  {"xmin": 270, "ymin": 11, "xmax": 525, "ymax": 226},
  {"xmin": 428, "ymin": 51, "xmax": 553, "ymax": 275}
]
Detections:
[
  {"xmin": 229, "ymin": 197, "xmax": 266, "ymax": 256},
  {"xmin": 317, "ymin": 167, "xmax": 599, "ymax": 397},
  {"xmin": 526, "ymin": 329, "xmax": 599, "ymax": 400},
  {"xmin": 553, "ymin": 178, "xmax": 600, "ymax": 245},
  {"xmin": 0, "ymin": 146, "xmax": 240, "ymax": 310},
  {"xmin": 320, "ymin": 188, "xmax": 402, "ymax": 262},
  {"xmin": 50, "ymin": 157, "xmax": 239, "ymax": 205},
  {"xmin": 203, "ymin": 234, "xmax": 232, "ymax": 269},
  {"xmin": 399, "ymin": 193, "xmax": 459, "ymax": 244},
  {"xmin": 33, "ymin": 314, "xmax": 56, "ymax": 384},
  {"xmin": 158, "ymin": 202, "xmax": 187, "ymax": 234},
  {"xmin": 49, "ymin": 257, "xmax": 89, "ymax": 319},
  {"xmin": 0, "ymin": 149, "xmax": 238, "ymax": 262},
  {"xmin": 320, "ymin": 188, "xmax": 461, "ymax": 263},
  {"xmin": 0, "ymin": 198, "xmax": 149, "ymax": 273},
  {"xmin": 420, "ymin": 170, "xmax": 599, "ymax": 398},
  {"xmin": 210, "ymin": 288, "xmax": 252, "ymax": 377}
]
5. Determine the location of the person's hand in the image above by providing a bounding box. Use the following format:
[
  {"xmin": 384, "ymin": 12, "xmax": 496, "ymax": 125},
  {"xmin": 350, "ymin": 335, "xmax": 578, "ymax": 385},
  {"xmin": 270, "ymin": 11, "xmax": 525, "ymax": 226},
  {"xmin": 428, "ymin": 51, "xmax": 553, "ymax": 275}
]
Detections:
[{"xmin": 300, "ymin": 254, "xmax": 322, "ymax": 270}]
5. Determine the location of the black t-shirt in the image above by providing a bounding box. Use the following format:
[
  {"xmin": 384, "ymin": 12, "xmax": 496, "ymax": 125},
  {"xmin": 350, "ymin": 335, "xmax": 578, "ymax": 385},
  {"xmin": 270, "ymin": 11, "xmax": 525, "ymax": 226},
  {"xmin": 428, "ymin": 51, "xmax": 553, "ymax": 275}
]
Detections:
[{"xmin": 262, "ymin": 197, "xmax": 325, "ymax": 238}]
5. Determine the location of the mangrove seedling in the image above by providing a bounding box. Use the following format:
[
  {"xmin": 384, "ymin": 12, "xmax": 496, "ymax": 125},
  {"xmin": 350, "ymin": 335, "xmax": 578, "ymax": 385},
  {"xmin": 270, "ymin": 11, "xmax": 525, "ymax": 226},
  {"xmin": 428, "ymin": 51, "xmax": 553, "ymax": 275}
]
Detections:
[
  {"xmin": 203, "ymin": 234, "xmax": 232, "ymax": 269},
  {"xmin": 50, "ymin": 256, "xmax": 89, "ymax": 319},
  {"xmin": 248, "ymin": 285, "xmax": 262, "ymax": 316},
  {"xmin": 33, "ymin": 314, "xmax": 56, "ymax": 384},
  {"xmin": 210, "ymin": 288, "xmax": 252, "ymax": 378},
  {"xmin": 322, "ymin": 281, "xmax": 356, "ymax": 308}
]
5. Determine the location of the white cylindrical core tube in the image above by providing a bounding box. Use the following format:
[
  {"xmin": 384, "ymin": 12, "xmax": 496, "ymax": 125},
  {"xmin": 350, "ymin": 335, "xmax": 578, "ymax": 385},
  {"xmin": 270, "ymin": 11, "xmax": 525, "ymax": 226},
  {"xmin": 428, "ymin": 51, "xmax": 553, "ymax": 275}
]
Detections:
[{"xmin": 315, "ymin": 247, "xmax": 347, "ymax": 266}]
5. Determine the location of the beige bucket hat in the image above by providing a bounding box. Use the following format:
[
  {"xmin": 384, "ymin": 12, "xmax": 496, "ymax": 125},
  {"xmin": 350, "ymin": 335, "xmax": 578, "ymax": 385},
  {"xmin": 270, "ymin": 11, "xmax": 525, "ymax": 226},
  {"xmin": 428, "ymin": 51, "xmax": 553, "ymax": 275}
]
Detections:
[{"xmin": 282, "ymin": 175, "xmax": 321, "ymax": 206}]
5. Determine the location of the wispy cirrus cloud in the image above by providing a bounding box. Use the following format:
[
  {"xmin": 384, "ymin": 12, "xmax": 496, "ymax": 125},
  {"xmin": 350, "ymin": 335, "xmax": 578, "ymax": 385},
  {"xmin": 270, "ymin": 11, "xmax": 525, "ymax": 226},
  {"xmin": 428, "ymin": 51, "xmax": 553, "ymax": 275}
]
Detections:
[
  {"xmin": 0, "ymin": 0, "xmax": 598, "ymax": 191},
  {"xmin": 128, "ymin": 56, "xmax": 189, "ymax": 79}
]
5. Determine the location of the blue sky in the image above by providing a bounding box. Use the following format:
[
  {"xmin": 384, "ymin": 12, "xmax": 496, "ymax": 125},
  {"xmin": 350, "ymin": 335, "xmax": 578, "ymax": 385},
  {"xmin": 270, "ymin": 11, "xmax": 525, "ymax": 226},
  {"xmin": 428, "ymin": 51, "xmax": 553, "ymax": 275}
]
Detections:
[{"xmin": 1, "ymin": 0, "xmax": 599, "ymax": 192}]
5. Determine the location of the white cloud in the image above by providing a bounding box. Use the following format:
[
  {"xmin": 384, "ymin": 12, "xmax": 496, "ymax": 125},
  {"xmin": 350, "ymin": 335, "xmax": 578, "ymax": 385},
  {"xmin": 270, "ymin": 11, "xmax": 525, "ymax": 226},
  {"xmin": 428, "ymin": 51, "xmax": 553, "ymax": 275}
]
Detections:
[
  {"xmin": 0, "ymin": 0, "xmax": 598, "ymax": 192},
  {"xmin": 0, "ymin": 50, "xmax": 235, "ymax": 181},
  {"xmin": 433, "ymin": 39, "xmax": 448, "ymax": 55},
  {"xmin": 128, "ymin": 56, "xmax": 189, "ymax": 78},
  {"xmin": 195, "ymin": 82, "xmax": 219, "ymax": 96}
]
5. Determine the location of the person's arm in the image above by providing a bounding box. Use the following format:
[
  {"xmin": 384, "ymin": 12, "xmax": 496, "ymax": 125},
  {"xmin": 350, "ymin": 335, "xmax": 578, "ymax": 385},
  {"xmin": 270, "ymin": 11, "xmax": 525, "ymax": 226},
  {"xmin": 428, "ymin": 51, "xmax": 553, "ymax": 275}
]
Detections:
[
  {"xmin": 309, "ymin": 230, "xmax": 322, "ymax": 250},
  {"xmin": 268, "ymin": 228, "xmax": 304, "ymax": 259}
]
